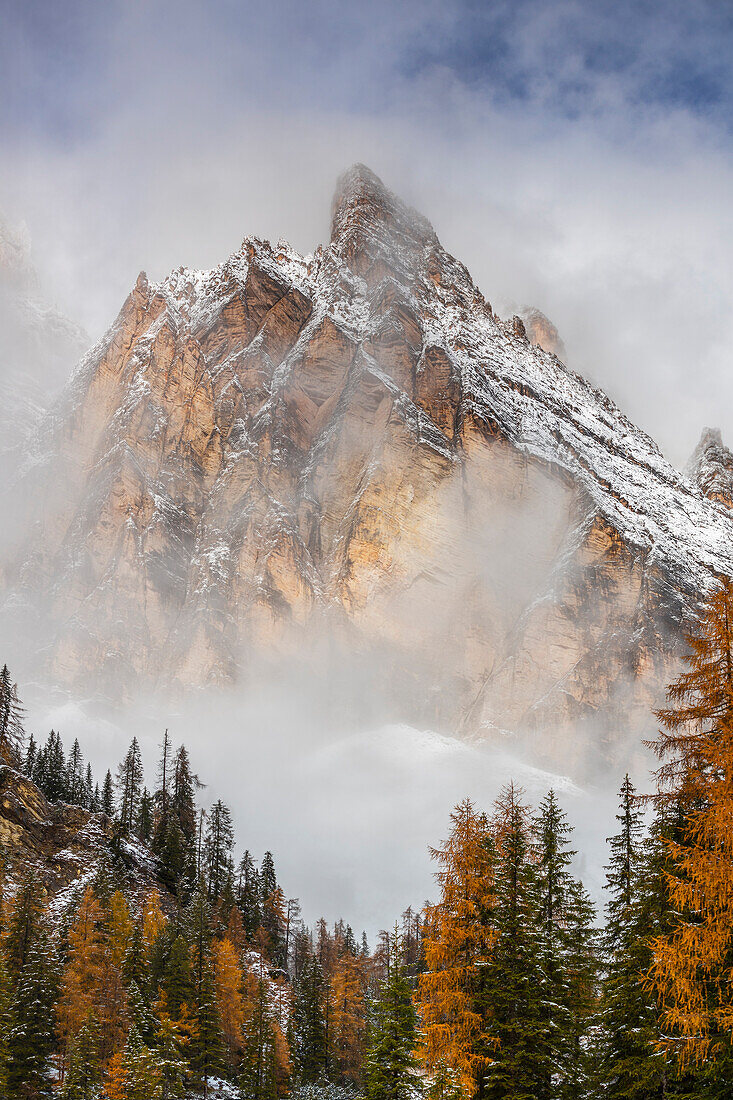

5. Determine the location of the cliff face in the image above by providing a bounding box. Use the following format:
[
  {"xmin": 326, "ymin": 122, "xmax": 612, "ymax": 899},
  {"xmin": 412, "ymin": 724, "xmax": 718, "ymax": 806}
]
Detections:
[{"xmin": 3, "ymin": 166, "xmax": 733, "ymax": 766}]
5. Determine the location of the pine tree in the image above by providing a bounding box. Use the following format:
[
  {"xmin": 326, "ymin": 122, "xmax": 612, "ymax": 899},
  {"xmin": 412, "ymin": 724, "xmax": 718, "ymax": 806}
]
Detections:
[
  {"xmin": 7, "ymin": 927, "xmax": 58, "ymax": 1097},
  {"xmin": 154, "ymin": 1009, "xmax": 189, "ymax": 1099},
  {"xmin": 482, "ymin": 783, "xmax": 543, "ymax": 1100},
  {"xmin": 601, "ymin": 775, "xmax": 663, "ymax": 1099},
  {"xmin": 646, "ymin": 578, "xmax": 733, "ymax": 1070},
  {"xmin": 152, "ymin": 728, "xmax": 172, "ymax": 854},
  {"xmin": 162, "ymin": 935, "xmax": 194, "ymax": 1020},
  {"xmin": 419, "ymin": 799, "xmax": 498, "ymax": 1098},
  {"xmin": 240, "ymin": 959, "xmax": 288, "ymax": 1099},
  {"xmin": 62, "ymin": 1013, "xmax": 103, "ymax": 1099},
  {"xmin": 117, "ymin": 737, "xmax": 144, "ymax": 835},
  {"xmin": 0, "ymin": 664, "xmax": 24, "ymax": 762},
  {"xmin": 23, "ymin": 732, "xmax": 37, "ymax": 780},
  {"xmin": 292, "ymin": 951, "xmax": 329, "ymax": 1084},
  {"xmin": 137, "ymin": 786, "xmax": 154, "ymax": 843},
  {"xmin": 365, "ymin": 929, "xmax": 421, "ymax": 1100},
  {"xmin": 36, "ymin": 729, "xmax": 67, "ymax": 802},
  {"xmin": 260, "ymin": 850, "xmax": 277, "ymax": 904},
  {"xmin": 85, "ymin": 763, "xmax": 95, "ymax": 810},
  {"xmin": 102, "ymin": 769, "xmax": 115, "ymax": 817},
  {"xmin": 534, "ymin": 789, "xmax": 598, "ymax": 1100},
  {"xmin": 66, "ymin": 738, "xmax": 86, "ymax": 805},
  {"xmin": 238, "ymin": 851, "xmax": 262, "ymax": 940},
  {"xmin": 186, "ymin": 885, "xmax": 223, "ymax": 1085},
  {"xmin": 171, "ymin": 745, "xmax": 199, "ymax": 848},
  {"xmin": 205, "ymin": 799, "xmax": 234, "ymax": 903}
]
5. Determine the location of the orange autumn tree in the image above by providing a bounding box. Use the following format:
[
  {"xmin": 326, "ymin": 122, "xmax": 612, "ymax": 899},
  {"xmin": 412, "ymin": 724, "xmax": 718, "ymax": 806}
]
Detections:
[
  {"xmin": 58, "ymin": 886, "xmax": 133, "ymax": 1076},
  {"xmin": 57, "ymin": 886, "xmax": 106, "ymax": 1072},
  {"xmin": 419, "ymin": 799, "xmax": 498, "ymax": 1098},
  {"xmin": 330, "ymin": 948, "xmax": 369, "ymax": 1086},
  {"xmin": 647, "ymin": 577, "xmax": 733, "ymax": 1067},
  {"xmin": 213, "ymin": 936, "xmax": 245, "ymax": 1062}
]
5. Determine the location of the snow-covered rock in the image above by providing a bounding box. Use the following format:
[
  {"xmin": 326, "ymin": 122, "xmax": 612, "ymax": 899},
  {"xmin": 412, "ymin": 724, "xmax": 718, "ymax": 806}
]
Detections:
[{"xmin": 2, "ymin": 166, "xmax": 732, "ymax": 767}]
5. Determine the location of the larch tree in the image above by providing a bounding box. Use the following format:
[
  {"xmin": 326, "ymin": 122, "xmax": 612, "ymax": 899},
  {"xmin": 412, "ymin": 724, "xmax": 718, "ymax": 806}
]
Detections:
[
  {"xmin": 419, "ymin": 799, "xmax": 498, "ymax": 1099},
  {"xmin": 213, "ymin": 936, "xmax": 245, "ymax": 1065},
  {"xmin": 646, "ymin": 578, "xmax": 733, "ymax": 1070},
  {"xmin": 57, "ymin": 887, "xmax": 107, "ymax": 1071}
]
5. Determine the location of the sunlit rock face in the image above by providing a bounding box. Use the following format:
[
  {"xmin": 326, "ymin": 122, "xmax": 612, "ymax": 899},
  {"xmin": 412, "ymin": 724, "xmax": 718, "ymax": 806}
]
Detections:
[
  {"xmin": 518, "ymin": 306, "xmax": 566, "ymax": 360},
  {"xmin": 3, "ymin": 166, "xmax": 733, "ymax": 768}
]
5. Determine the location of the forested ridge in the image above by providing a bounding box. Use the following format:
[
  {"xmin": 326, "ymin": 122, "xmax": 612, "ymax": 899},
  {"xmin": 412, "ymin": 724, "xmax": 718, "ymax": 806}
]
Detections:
[{"xmin": 3, "ymin": 584, "xmax": 733, "ymax": 1097}]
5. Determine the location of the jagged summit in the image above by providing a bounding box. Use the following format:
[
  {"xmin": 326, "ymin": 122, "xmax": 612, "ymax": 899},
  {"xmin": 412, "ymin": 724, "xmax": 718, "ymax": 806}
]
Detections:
[
  {"xmin": 3, "ymin": 168, "xmax": 733, "ymax": 766},
  {"xmin": 330, "ymin": 164, "xmax": 439, "ymax": 284}
]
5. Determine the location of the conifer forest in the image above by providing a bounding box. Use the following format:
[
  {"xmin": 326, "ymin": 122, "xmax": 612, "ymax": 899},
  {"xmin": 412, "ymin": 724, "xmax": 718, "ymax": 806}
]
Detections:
[{"xmin": 3, "ymin": 582, "xmax": 733, "ymax": 1097}]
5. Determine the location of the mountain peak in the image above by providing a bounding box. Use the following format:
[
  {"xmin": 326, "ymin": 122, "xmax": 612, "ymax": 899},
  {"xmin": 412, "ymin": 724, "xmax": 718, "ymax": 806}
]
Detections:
[{"xmin": 330, "ymin": 165, "xmax": 437, "ymax": 283}]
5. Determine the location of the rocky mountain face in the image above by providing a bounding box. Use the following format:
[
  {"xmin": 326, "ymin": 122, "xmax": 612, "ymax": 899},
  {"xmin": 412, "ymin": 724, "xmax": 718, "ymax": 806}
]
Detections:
[
  {"xmin": 0, "ymin": 216, "xmax": 89, "ymax": 467},
  {"xmin": 3, "ymin": 166, "xmax": 733, "ymax": 768}
]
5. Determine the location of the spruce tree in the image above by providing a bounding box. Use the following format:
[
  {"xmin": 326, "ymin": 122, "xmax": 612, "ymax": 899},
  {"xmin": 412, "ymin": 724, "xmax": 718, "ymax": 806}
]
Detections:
[
  {"xmin": 0, "ymin": 664, "xmax": 24, "ymax": 762},
  {"xmin": 7, "ymin": 929, "xmax": 58, "ymax": 1096},
  {"xmin": 292, "ymin": 952, "xmax": 329, "ymax": 1084},
  {"xmin": 601, "ymin": 774, "xmax": 662, "ymax": 1099},
  {"xmin": 365, "ymin": 929, "xmax": 421, "ymax": 1100},
  {"xmin": 101, "ymin": 768, "xmax": 114, "ymax": 817},
  {"xmin": 117, "ymin": 737, "xmax": 144, "ymax": 835},
  {"xmin": 483, "ymin": 783, "xmax": 543, "ymax": 1100},
  {"xmin": 205, "ymin": 799, "xmax": 234, "ymax": 903},
  {"xmin": 66, "ymin": 738, "xmax": 85, "ymax": 805},
  {"xmin": 61, "ymin": 1013, "xmax": 103, "ymax": 1099},
  {"xmin": 23, "ymin": 732, "xmax": 37, "ymax": 780},
  {"xmin": 534, "ymin": 789, "xmax": 599, "ymax": 1100},
  {"xmin": 163, "ymin": 934, "xmax": 194, "ymax": 1019},
  {"xmin": 238, "ymin": 851, "xmax": 262, "ymax": 940},
  {"xmin": 137, "ymin": 786, "xmax": 154, "ymax": 843}
]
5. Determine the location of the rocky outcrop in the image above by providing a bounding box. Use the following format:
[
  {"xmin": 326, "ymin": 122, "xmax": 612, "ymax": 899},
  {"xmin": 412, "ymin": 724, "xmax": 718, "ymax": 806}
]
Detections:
[
  {"xmin": 519, "ymin": 307, "xmax": 566, "ymax": 359},
  {"xmin": 0, "ymin": 765, "xmax": 157, "ymax": 905},
  {"xmin": 2, "ymin": 166, "xmax": 733, "ymax": 768},
  {"xmin": 687, "ymin": 428, "xmax": 733, "ymax": 509}
]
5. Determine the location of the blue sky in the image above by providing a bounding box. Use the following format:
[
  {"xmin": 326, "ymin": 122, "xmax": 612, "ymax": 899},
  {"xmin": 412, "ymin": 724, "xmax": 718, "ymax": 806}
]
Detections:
[{"xmin": 2, "ymin": 0, "xmax": 733, "ymax": 464}]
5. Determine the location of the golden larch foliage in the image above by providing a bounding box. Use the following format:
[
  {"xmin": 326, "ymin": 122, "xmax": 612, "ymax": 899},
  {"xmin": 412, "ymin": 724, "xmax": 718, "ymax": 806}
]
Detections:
[
  {"xmin": 647, "ymin": 578, "xmax": 733, "ymax": 1066},
  {"xmin": 329, "ymin": 949, "xmax": 369, "ymax": 1083},
  {"xmin": 418, "ymin": 799, "xmax": 498, "ymax": 1098},
  {"xmin": 141, "ymin": 890, "xmax": 167, "ymax": 956},
  {"xmin": 213, "ymin": 936, "xmax": 245, "ymax": 1056}
]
